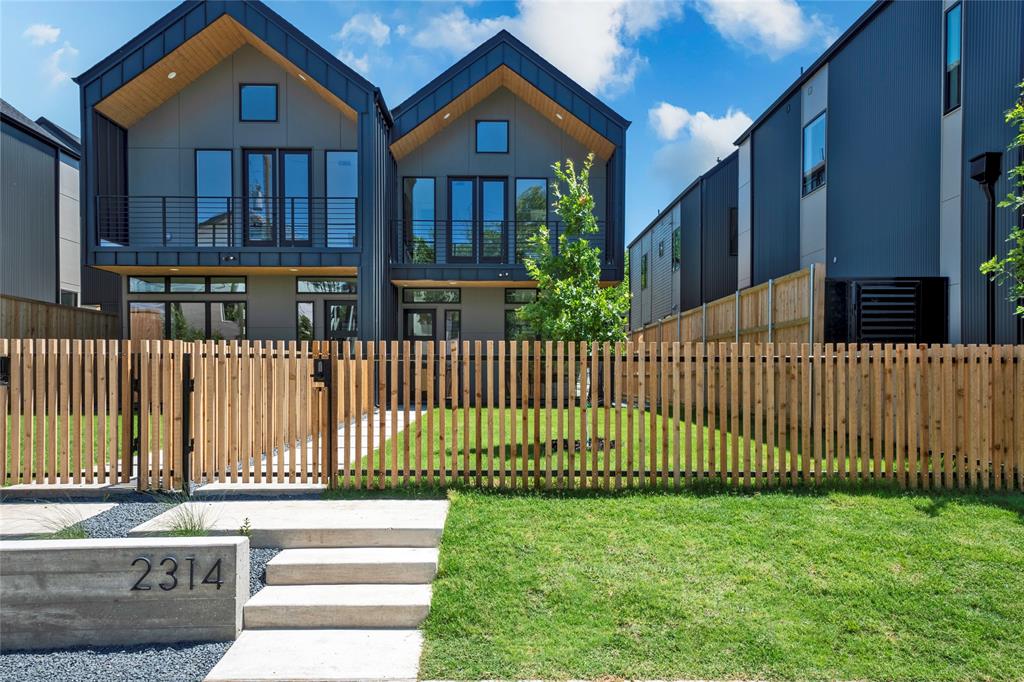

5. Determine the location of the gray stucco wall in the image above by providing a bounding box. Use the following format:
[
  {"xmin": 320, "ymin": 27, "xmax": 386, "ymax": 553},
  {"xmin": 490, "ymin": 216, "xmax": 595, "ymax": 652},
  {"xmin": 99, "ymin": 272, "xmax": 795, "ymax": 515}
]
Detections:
[
  {"xmin": 1, "ymin": 122, "xmax": 57, "ymax": 303},
  {"xmin": 396, "ymin": 87, "xmax": 607, "ymax": 264},
  {"xmin": 127, "ymin": 44, "xmax": 358, "ymax": 200},
  {"xmin": 397, "ymin": 286, "xmax": 516, "ymax": 342},
  {"xmin": 826, "ymin": 0, "xmax": 941, "ymax": 279},
  {"xmin": 751, "ymin": 92, "xmax": 801, "ymax": 284},
  {"xmin": 960, "ymin": 0, "xmax": 1023, "ymax": 343}
]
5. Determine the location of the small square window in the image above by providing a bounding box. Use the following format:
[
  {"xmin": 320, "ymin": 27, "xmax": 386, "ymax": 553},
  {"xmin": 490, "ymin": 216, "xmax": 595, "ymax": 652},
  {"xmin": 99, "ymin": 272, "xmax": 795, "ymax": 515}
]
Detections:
[
  {"xmin": 476, "ymin": 121, "xmax": 508, "ymax": 153},
  {"xmin": 405, "ymin": 310, "xmax": 435, "ymax": 340},
  {"xmin": 59, "ymin": 289, "xmax": 78, "ymax": 307},
  {"xmin": 240, "ymin": 84, "xmax": 278, "ymax": 122}
]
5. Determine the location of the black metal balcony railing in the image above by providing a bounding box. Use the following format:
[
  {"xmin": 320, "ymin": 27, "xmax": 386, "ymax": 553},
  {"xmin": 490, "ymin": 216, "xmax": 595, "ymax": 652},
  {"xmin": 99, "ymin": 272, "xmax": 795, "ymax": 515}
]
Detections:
[
  {"xmin": 395, "ymin": 220, "xmax": 607, "ymax": 265},
  {"xmin": 96, "ymin": 196, "xmax": 357, "ymax": 249}
]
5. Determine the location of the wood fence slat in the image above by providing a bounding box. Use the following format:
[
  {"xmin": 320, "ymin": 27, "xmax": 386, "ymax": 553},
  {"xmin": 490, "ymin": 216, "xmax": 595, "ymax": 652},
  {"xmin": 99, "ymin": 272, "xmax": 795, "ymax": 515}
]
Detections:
[
  {"xmin": 476, "ymin": 340, "xmax": 485, "ymax": 487},
  {"xmin": 590, "ymin": 342, "xmax": 599, "ymax": 489},
  {"xmin": 464, "ymin": 340, "xmax": 473, "ymax": 486},
  {"xmin": 505, "ymin": 341, "xmax": 514, "ymax": 489},
  {"xmin": 556, "ymin": 341, "xmax": 564, "ymax": 489},
  {"xmin": 788, "ymin": 343, "xmax": 799, "ymax": 487},
  {"xmin": 718, "ymin": 342, "xmax": 728, "ymax": 484},
  {"xmin": 981, "ymin": 346, "xmax": 992, "ymax": 490},
  {"xmin": 992, "ymin": 345, "xmax": 1003, "ymax": 491},
  {"xmin": 486, "ymin": 340, "xmax": 495, "ymax": 488},
  {"xmin": 908, "ymin": 345, "xmax": 920, "ymax": 490},
  {"xmin": 449, "ymin": 341, "xmax": 458, "ymax": 486},
  {"xmin": 1016, "ymin": 346, "xmax": 1024, "ymax": 491},
  {"xmin": 942, "ymin": 346, "xmax": 954, "ymax": 490},
  {"xmin": 0, "ymin": 340, "xmax": 8, "ymax": 486},
  {"xmin": 753, "ymin": 342, "xmax": 763, "ymax": 487},
  {"xmin": 385, "ymin": 340, "xmax": 396, "ymax": 488},
  {"xmin": 10, "ymin": 341, "xmax": 23, "ymax": 484},
  {"xmin": 955, "ymin": 345, "xmax": 966, "ymax": 489},
  {"xmin": 883, "ymin": 345, "xmax": 894, "ymax": 483},
  {"xmin": 437, "ymin": 341, "xmax": 445, "ymax": 487},
  {"xmin": 635, "ymin": 341, "xmax": 644, "ymax": 486},
  {"xmin": 94, "ymin": 340, "xmax": 107, "ymax": 485},
  {"xmin": 82, "ymin": 339, "xmax": 94, "ymax": 485},
  {"xmin": 801, "ymin": 342, "xmax": 810, "ymax": 487},
  {"xmin": 615, "ymin": 341, "xmax": 624, "ymax": 490},
  {"xmin": 604, "ymin": 342, "xmax": 613, "ymax": 490},
  {"xmin": 546, "ymin": 340, "xmax": 555, "ymax": 490},
  {"xmin": 683, "ymin": 342, "xmax": 693, "ymax": 485},
  {"xmin": 57, "ymin": 339, "xmax": 69, "ymax": 484},
  {"xmin": 860, "ymin": 342, "xmax": 871, "ymax": 483},
  {"xmin": 414, "ymin": 340, "xmax": 423, "ymax": 485},
  {"xmin": 46, "ymin": 340, "xmax": 57, "ymax": 483},
  {"xmin": 403, "ymin": 340, "xmax": 411, "ymax": 486},
  {"xmin": 813, "ymin": 342, "xmax": 823, "ymax": 485},
  {"xmin": 731, "ymin": 342, "xmax": 740, "ymax": 487},
  {"xmin": 24, "ymin": 341, "xmax": 35, "ymax": 483},
  {"xmin": 426, "ymin": 341, "xmax": 435, "ymax": 486},
  {"xmin": 567, "ymin": 341, "xmax": 576, "ymax": 489},
  {"xmin": 741, "ymin": 342, "xmax": 751, "ymax": 487},
  {"xmin": 870, "ymin": 345, "xmax": 882, "ymax": 483}
]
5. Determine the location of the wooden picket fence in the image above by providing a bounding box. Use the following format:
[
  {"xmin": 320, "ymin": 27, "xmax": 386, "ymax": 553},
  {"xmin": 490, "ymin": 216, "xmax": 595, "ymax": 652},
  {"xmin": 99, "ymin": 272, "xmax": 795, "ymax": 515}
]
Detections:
[{"xmin": 2, "ymin": 339, "xmax": 1022, "ymax": 492}]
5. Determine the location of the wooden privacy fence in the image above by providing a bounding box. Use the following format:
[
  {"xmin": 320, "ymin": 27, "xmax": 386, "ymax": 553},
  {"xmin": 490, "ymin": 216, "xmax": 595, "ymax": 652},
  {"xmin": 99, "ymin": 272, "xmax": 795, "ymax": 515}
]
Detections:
[
  {"xmin": 1, "ymin": 295, "xmax": 119, "ymax": 339},
  {"xmin": 631, "ymin": 264, "xmax": 825, "ymax": 345},
  {"xmin": 2, "ymin": 339, "xmax": 1022, "ymax": 492}
]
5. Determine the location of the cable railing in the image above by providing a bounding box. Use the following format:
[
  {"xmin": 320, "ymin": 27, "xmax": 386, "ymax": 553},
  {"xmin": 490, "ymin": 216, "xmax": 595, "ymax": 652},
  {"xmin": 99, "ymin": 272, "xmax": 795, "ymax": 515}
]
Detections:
[
  {"xmin": 95, "ymin": 196, "xmax": 358, "ymax": 249},
  {"xmin": 394, "ymin": 219, "xmax": 608, "ymax": 265}
]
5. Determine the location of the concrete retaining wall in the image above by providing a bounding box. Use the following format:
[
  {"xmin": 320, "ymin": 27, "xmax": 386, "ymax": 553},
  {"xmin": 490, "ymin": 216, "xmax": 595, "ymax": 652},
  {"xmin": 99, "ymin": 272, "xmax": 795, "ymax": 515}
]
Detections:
[{"xmin": 0, "ymin": 536, "xmax": 248, "ymax": 651}]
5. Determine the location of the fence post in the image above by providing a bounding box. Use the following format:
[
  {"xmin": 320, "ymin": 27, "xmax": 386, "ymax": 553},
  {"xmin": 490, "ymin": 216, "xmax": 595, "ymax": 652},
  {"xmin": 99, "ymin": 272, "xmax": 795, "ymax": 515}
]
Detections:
[
  {"xmin": 808, "ymin": 263, "xmax": 816, "ymax": 345},
  {"xmin": 180, "ymin": 350, "xmax": 194, "ymax": 496},
  {"xmin": 702, "ymin": 302, "xmax": 707, "ymax": 343},
  {"xmin": 735, "ymin": 291, "xmax": 741, "ymax": 343},
  {"xmin": 767, "ymin": 278, "xmax": 774, "ymax": 343}
]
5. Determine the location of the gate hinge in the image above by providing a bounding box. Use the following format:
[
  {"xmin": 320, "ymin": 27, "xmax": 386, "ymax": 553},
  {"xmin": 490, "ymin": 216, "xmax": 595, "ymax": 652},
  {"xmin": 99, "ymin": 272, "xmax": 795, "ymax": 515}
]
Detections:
[{"xmin": 186, "ymin": 378, "xmax": 195, "ymax": 392}]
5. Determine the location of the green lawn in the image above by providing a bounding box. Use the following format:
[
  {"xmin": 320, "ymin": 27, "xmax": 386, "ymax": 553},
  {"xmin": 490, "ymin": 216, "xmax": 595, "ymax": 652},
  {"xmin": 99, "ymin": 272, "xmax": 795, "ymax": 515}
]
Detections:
[
  {"xmin": 419, "ymin": 488, "xmax": 1024, "ymax": 681},
  {"xmin": 357, "ymin": 407, "xmax": 894, "ymax": 488}
]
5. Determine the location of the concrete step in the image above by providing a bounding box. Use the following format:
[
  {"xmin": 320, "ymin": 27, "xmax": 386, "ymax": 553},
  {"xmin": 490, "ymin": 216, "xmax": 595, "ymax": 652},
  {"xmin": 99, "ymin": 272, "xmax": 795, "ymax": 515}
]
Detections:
[
  {"xmin": 204, "ymin": 628, "xmax": 422, "ymax": 681},
  {"xmin": 129, "ymin": 500, "xmax": 448, "ymax": 548},
  {"xmin": 266, "ymin": 547, "xmax": 438, "ymax": 585},
  {"xmin": 244, "ymin": 584, "xmax": 432, "ymax": 629}
]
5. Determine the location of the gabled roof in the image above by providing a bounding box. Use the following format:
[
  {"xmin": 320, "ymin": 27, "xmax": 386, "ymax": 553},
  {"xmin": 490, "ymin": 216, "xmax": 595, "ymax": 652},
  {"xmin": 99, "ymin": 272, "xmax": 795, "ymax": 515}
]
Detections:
[
  {"xmin": 627, "ymin": 150, "xmax": 738, "ymax": 251},
  {"xmin": 390, "ymin": 29, "xmax": 629, "ymax": 161},
  {"xmin": 0, "ymin": 98, "xmax": 80, "ymax": 157},
  {"xmin": 733, "ymin": 0, "xmax": 888, "ymax": 145},
  {"xmin": 74, "ymin": 0, "xmax": 389, "ymax": 128},
  {"xmin": 35, "ymin": 117, "xmax": 81, "ymax": 153}
]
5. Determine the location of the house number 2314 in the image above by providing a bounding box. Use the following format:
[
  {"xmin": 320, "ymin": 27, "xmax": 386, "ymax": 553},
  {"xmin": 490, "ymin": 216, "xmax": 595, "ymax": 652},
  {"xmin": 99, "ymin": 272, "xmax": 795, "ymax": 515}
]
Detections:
[{"xmin": 130, "ymin": 556, "xmax": 224, "ymax": 592}]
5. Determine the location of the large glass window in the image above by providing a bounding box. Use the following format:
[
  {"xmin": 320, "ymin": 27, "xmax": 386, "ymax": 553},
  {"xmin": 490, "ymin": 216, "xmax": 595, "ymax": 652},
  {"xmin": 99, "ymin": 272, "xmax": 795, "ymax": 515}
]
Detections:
[
  {"xmin": 169, "ymin": 302, "xmax": 207, "ymax": 340},
  {"xmin": 476, "ymin": 120, "xmax": 508, "ymax": 153},
  {"xmin": 444, "ymin": 310, "xmax": 461, "ymax": 341},
  {"xmin": 505, "ymin": 288, "xmax": 537, "ymax": 304},
  {"xmin": 504, "ymin": 310, "xmax": 535, "ymax": 340},
  {"xmin": 449, "ymin": 178, "xmax": 475, "ymax": 260},
  {"xmin": 480, "ymin": 178, "xmax": 506, "ymax": 261},
  {"xmin": 195, "ymin": 150, "xmax": 232, "ymax": 247},
  {"xmin": 129, "ymin": 276, "xmax": 166, "ymax": 293},
  {"xmin": 244, "ymin": 150, "xmax": 276, "ymax": 244},
  {"xmin": 802, "ymin": 112, "xmax": 826, "ymax": 196},
  {"xmin": 210, "ymin": 277, "xmax": 246, "ymax": 293},
  {"xmin": 129, "ymin": 302, "xmax": 166, "ymax": 341},
  {"xmin": 944, "ymin": 3, "xmax": 962, "ymax": 113},
  {"xmin": 672, "ymin": 227, "xmax": 681, "ymax": 271},
  {"xmin": 515, "ymin": 178, "xmax": 547, "ymax": 262},
  {"xmin": 297, "ymin": 277, "xmax": 357, "ymax": 294},
  {"xmin": 169, "ymin": 277, "xmax": 206, "ymax": 293},
  {"xmin": 326, "ymin": 151, "xmax": 358, "ymax": 248},
  {"xmin": 297, "ymin": 302, "xmax": 314, "ymax": 341},
  {"xmin": 403, "ymin": 178, "xmax": 436, "ymax": 263},
  {"xmin": 281, "ymin": 151, "xmax": 311, "ymax": 245},
  {"xmin": 403, "ymin": 288, "xmax": 460, "ymax": 304},
  {"xmin": 325, "ymin": 301, "xmax": 358, "ymax": 340},
  {"xmin": 404, "ymin": 310, "xmax": 435, "ymax": 341},
  {"xmin": 240, "ymin": 84, "xmax": 278, "ymax": 121},
  {"xmin": 210, "ymin": 303, "xmax": 246, "ymax": 340}
]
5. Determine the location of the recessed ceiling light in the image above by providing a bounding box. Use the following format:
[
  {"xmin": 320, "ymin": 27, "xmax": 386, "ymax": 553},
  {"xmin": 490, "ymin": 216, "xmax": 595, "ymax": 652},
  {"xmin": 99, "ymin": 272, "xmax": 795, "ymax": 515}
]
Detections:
[
  {"xmin": 167, "ymin": 71, "xmax": 177, "ymax": 79},
  {"xmin": 298, "ymin": 73, "xmax": 307, "ymax": 81},
  {"xmin": 169, "ymin": 267, "xmax": 180, "ymax": 272},
  {"xmin": 289, "ymin": 268, "xmax": 299, "ymax": 272},
  {"xmin": 447, "ymin": 280, "xmax": 457, "ymax": 285},
  {"xmin": 443, "ymin": 112, "xmax": 451, "ymax": 120},
  {"xmin": 555, "ymin": 112, "xmax": 563, "ymax": 120}
]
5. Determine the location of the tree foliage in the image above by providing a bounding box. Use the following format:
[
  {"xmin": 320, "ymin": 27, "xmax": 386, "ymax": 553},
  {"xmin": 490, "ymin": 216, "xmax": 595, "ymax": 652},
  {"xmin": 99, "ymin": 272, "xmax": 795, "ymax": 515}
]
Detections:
[
  {"xmin": 515, "ymin": 153, "xmax": 630, "ymax": 341},
  {"xmin": 980, "ymin": 81, "xmax": 1024, "ymax": 316}
]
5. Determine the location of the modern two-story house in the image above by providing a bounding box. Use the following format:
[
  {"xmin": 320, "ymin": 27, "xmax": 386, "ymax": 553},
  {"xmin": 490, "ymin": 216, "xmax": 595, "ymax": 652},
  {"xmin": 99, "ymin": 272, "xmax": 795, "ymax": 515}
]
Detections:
[{"xmin": 74, "ymin": 0, "xmax": 628, "ymax": 343}]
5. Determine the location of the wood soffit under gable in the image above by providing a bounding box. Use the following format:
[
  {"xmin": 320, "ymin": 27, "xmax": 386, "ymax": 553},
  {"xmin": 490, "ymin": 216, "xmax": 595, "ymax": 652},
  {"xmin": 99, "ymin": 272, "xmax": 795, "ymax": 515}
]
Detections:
[
  {"xmin": 93, "ymin": 14, "xmax": 358, "ymax": 129},
  {"xmin": 389, "ymin": 65, "xmax": 616, "ymax": 162}
]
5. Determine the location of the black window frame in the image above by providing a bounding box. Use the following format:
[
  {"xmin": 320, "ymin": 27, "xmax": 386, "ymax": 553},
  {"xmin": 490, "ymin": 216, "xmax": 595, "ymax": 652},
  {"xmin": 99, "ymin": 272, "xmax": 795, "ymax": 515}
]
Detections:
[
  {"xmin": 504, "ymin": 288, "xmax": 537, "ymax": 304},
  {"xmin": 324, "ymin": 299, "xmax": 359, "ymax": 341},
  {"xmin": 59, "ymin": 289, "xmax": 78, "ymax": 307},
  {"xmin": 403, "ymin": 176, "xmax": 437, "ymax": 263},
  {"xmin": 194, "ymin": 149, "xmax": 234, "ymax": 248},
  {"xmin": 444, "ymin": 309, "xmax": 461, "ymax": 341},
  {"xmin": 130, "ymin": 300, "xmax": 247, "ymax": 340},
  {"xmin": 279, "ymin": 148, "xmax": 313, "ymax": 247},
  {"xmin": 296, "ymin": 301, "xmax": 315, "ymax": 341},
  {"xmin": 404, "ymin": 309, "xmax": 436, "ymax": 341},
  {"xmin": 943, "ymin": 2, "xmax": 962, "ymax": 114},
  {"xmin": 402, "ymin": 288, "xmax": 461, "ymax": 304},
  {"xmin": 128, "ymin": 276, "xmax": 247, "ymax": 294},
  {"xmin": 239, "ymin": 83, "xmax": 279, "ymax": 122},
  {"xmin": 801, "ymin": 111, "xmax": 827, "ymax": 197},
  {"xmin": 296, "ymin": 277, "xmax": 358, "ymax": 294},
  {"xmin": 475, "ymin": 119, "xmax": 509, "ymax": 154}
]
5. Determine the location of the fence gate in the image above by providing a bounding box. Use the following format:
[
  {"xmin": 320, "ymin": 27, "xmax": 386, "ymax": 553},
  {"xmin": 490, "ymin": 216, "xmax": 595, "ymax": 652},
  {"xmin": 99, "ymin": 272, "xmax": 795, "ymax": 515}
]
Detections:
[{"xmin": 137, "ymin": 339, "xmax": 335, "ymax": 489}]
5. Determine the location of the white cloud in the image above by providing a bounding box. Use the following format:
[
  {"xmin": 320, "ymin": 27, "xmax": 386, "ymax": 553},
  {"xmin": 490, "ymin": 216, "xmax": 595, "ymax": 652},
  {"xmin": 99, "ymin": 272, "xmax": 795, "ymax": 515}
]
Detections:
[
  {"xmin": 23, "ymin": 23, "xmax": 60, "ymax": 46},
  {"xmin": 693, "ymin": 0, "xmax": 835, "ymax": 59},
  {"xmin": 335, "ymin": 13, "xmax": 391, "ymax": 47},
  {"xmin": 409, "ymin": 0, "xmax": 683, "ymax": 97},
  {"xmin": 649, "ymin": 103, "xmax": 752, "ymax": 187},
  {"xmin": 395, "ymin": 24, "xmax": 409, "ymax": 37},
  {"xmin": 43, "ymin": 42, "xmax": 78, "ymax": 87},
  {"xmin": 337, "ymin": 49, "xmax": 371, "ymax": 76}
]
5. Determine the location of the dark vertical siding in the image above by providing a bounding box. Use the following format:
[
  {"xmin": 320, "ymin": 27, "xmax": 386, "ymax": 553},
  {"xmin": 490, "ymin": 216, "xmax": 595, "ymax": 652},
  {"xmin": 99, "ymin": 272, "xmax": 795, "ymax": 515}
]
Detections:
[
  {"xmin": 628, "ymin": 240, "xmax": 642, "ymax": 330},
  {"xmin": 679, "ymin": 187, "xmax": 702, "ymax": 310},
  {"xmin": 961, "ymin": 0, "xmax": 1024, "ymax": 343},
  {"xmin": 751, "ymin": 92, "xmax": 801, "ymax": 284},
  {"xmin": 701, "ymin": 153, "xmax": 738, "ymax": 301},
  {"xmin": 1, "ymin": 122, "xmax": 57, "ymax": 302},
  {"xmin": 650, "ymin": 212, "xmax": 675, "ymax": 321},
  {"xmin": 360, "ymin": 98, "xmax": 396, "ymax": 341},
  {"xmin": 827, "ymin": 0, "xmax": 941, "ymax": 279}
]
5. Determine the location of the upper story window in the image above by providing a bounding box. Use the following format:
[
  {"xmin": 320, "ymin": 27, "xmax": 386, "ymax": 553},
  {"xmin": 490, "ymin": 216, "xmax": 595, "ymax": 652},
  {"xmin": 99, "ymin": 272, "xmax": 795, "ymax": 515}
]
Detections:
[
  {"xmin": 802, "ymin": 112, "xmax": 826, "ymax": 196},
  {"xmin": 728, "ymin": 207, "xmax": 738, "ymax": 257},
  {"xmin": 640, "ymin": 254, "xmax": 648, "ymax": 289},
  {"xmin": 403, "ymin": 288, "xmax": 460, "ymax": 304},
  {"xmin": 944, "ymin": 3, "xmax": 962, "ymax": 113},
  {"xmin": 240, "ymin": 84, "xmax": 278, "ymax": 122},
  {"xmin": 476, "ymin": 120, "xmax": 509, "ymax": 153},
  {"xmin": 297, "ymin": 277, "xmax": 357, "ymax": 294},
  {"xmin": 671, "ymin": 228, "xmax": 680, "ymax": 271}
]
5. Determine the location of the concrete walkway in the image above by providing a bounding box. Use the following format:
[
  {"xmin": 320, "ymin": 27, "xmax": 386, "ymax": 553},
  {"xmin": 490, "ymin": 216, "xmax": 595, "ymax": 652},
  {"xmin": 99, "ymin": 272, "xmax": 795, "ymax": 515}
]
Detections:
[
  {"xmin": 0, "ymin": 501, "xmax": 116, "ymax": 539},
  {"xmin": 180, "ymin": 499, "xmax": 448, "ymax": 681}
]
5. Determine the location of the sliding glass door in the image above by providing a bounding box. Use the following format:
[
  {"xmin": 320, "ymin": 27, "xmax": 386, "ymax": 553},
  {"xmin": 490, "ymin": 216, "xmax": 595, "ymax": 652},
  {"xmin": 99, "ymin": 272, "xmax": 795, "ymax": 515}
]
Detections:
[{"xmin": 447, "ymin": 177, "xmax": 507, "ymax": 263}]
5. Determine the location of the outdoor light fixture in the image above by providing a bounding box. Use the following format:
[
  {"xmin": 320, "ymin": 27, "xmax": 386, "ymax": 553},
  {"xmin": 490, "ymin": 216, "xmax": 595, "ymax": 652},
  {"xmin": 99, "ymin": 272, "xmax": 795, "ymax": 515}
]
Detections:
[
  {"xmin": 443, "ymin": 112, "xmax": 451, "ymax": 120},
  {"xmin": 167, "ymin": 71, "xmax": 177, "ymax": 79},
  {"xmin": 555, "ymin": 112, "xmax": 564, "ymax": 120},
  {"xmin": 169, "ymin": 267, "xmax": 180, "ymax": 272},
  {"xmin": 298, "ymin": 73, "xmax": 306, "ymax": 81},
  {"xmin": 969, "ymin": 151, "xmax": 1003, "ymax": 343},
  {"xmin": 289, "ymin": 268, "xmax": 298, "ymax": 272}
]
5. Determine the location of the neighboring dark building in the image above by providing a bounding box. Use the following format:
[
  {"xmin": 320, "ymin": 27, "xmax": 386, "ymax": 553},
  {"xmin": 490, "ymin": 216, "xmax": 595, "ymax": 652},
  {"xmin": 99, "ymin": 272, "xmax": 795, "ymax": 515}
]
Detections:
[
  {"xmin": 628, "ymin": 153, "xmax": 738, "ymax": 331},
  {"xmin": 733, "ymin": 0, "xmax": 1023, "ymax": 343},
  {"xmin": 73, "ymin": 0, "xmax": 627, "ymax": 342},
  {"xmin": 1, "ymin": 99, "xmax": 84, "ymax": 306}
]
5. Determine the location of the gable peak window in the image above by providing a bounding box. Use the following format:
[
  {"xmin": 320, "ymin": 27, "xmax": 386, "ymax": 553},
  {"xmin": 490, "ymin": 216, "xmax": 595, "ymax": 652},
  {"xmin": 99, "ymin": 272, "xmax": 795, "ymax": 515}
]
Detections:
[
  {"xmin": 944, "ymin": 3, "xmax": 962, "ymax": 113},
  {"xmin": 240, "ymin": 84, "xmax": 278, "ymax": 122},
  {"xmin": 476, "ymin": 120, "xmax": 509, "ymax": 153},
  {"xmin": 802, "ymin": 111, "xmax": 826, "ymax": 196}
]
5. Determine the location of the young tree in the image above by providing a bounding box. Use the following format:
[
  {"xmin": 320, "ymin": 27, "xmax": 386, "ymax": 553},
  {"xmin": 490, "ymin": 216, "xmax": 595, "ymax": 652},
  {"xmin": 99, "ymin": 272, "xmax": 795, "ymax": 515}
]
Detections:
[
  {"xmin": 980, "ymin": 81, "xmax": 1024, "ymax": 316},
  {"xmin": 515, "ymin": 153, "xmax": 630, "ymax": 341}
]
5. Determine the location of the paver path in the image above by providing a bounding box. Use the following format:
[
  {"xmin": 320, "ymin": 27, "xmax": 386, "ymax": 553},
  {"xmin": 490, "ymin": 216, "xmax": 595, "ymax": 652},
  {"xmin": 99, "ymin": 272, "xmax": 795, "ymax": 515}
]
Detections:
[
  {"xmin": 190, "ymin": 499, "xmax": 448, "ymax": 681},
  {"xmin": 0, "ymin": 502, "xmax": 116, "ymax": 539}
]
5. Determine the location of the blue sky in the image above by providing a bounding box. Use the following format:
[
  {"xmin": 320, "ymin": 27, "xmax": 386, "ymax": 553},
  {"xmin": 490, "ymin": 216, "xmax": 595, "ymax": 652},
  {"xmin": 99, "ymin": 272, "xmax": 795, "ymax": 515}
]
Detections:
[{"xmin": 1, "ymin": 0, "xmax": 870, "ymax": 243}]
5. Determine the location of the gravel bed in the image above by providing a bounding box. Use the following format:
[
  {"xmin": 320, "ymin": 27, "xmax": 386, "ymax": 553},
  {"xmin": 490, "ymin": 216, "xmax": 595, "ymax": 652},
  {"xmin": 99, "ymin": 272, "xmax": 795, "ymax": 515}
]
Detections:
[
  {"xmin": 0, "ymin": 641, "xmax": 231, "ymax": 682},
  {"xmin": 81, "ymin": 497, "xmax": 171, "ymax": 538},
  {"xmin": 249, "ymin": 547, "xmax": 281, "ymax": 595}
]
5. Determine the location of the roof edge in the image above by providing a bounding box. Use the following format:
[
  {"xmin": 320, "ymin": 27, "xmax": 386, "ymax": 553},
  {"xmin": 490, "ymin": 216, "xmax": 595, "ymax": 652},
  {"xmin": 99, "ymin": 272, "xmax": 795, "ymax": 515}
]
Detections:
[{"xmin": 733, "ymin": 0, "xmax": 889, "ymax": 145}]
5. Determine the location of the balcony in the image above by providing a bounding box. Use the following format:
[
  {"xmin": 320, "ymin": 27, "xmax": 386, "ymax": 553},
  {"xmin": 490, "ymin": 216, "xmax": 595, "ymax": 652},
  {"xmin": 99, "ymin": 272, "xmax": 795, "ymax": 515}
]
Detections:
[
  {"xmin": 393, "ymin": 220, "xmax": 609, "ymax": 266},
  {"xmin": 95, "ymin": 196, "xmax": 358, "ymax": 250}
]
